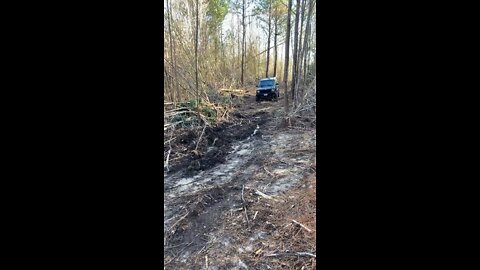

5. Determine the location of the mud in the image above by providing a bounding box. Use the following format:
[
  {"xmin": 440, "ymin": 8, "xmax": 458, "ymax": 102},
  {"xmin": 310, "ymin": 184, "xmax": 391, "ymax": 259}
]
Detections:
[
  {"xmin": 164, "ymin": 90, "xmax": 316, "ymax": 269},
  {"xmin": 166, "ymin": 95, "xmax": 272, "ymax": 177}
]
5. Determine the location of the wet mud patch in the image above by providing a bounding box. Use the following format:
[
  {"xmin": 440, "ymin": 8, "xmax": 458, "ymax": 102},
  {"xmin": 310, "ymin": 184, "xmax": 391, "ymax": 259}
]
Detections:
[
  {"xmin": 164, "ymin": 185, "xmax": 245, "ymax": 269},
  {"xmin": 166, "ymin": 112, "xmax": 271, "ymax": 177}
]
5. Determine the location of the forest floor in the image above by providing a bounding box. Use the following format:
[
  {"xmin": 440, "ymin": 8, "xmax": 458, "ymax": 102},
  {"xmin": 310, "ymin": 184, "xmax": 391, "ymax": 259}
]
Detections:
[{"xmin": 164, "ymin": 88, "xmax": 316, "ymax": 270}]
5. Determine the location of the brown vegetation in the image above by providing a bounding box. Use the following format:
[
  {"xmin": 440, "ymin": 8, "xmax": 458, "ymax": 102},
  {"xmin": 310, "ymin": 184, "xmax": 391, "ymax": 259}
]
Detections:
[{"xmin": 164, "ymin": 1, "xmax": 317, "ymax": 269}]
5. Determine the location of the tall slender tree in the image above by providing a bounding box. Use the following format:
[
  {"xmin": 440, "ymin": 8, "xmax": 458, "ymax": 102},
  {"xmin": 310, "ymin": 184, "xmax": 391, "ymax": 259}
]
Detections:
[
  {"xmin": 273, "ymin": 15, "xmax": 278, "ymax": 77},
  {"xmin": 296, "ymin": 0, "xmax": 307, "ymax": 99},
  {"xmin": 166, "ymin": 0, "xmax": 178, "ymax": 104},
  {"xmin": 265, "ymin": 0, "xmax": 272, "ymax": 78},
  {"xmin": 303, "ymin": 0, "xmax": 314, "ymax": 81},
  {"xmin": 283, "ymin": 0, "xmax": 293, "ymax": 113},
  {"xmin": 241, "ymin": 0, "xmax": 246, "ymax": 85},
  {"xmin": 272, "ymin": 0, "xmax": 287, "ymax": 79},
  {"xmin": 291, "ymin": 0, "xmax": 300, "ymax": 108},
  {"xmin": 195, "ymin": 0, "xmax": 200, "ymax": 105}
]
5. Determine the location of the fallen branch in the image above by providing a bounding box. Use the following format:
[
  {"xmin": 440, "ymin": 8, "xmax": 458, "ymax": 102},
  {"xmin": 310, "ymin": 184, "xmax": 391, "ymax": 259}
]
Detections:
[
  {"xmin": 165, "ymin": 107, "xmax": 191, "ymax": 113},
  {"xmin": 265, "ymin": 252, "xmax": 316, "ymax": 258},
  {"xmin": 164, "ymin": 148, "xmax": 171, "ymax": 171},
  {"xmin": 292, "ymin": 219, "xmax": 314, "ymax": 233},
  {"xmin": 263, "ymin": 167, "xmax": 275, "ymax": 177},
  {"xmin": 164, "ymin": 137, "xmax": 177, "ymax": 145},
  {"xmin": 168, "ymin": 211, "xmax": 189, "ymax": 233},
  {"xmin": 196, "ymin": 245, "xmax": 206, "ymax": 257},
  {"xmin": 219, "ymin": 88, "xmax": 245, "ymax": 93},
  {"xmin": 164, "ymin": 110, "xmax": 193, "ymax": 118},
  {"xmin": 195, "ymin": 124, "xmax": 207, "ymax": 151},
  {"xmin": 255, "ymin": 189, "xmax": 279, "ymax": 201},
  {"xmin": 242, "ymin": 185, "xmax": 249, "ymax": 227}
]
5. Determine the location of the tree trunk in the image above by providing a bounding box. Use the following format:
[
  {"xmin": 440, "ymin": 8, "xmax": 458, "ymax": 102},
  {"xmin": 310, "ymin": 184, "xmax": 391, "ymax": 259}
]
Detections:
[
  {"xmin": 283, "ymin": 0, "xmax": 293, "ymax": 114},
  {"xmin": 258, "ymin": 38, "xmax": 261, "ymax": 78},
  {"xmin": 166, "ymin": 0, "xmax": 178, "ymax": 105},
  {"xmin": 279, "ymin": 49, "xmax": 283, "ymax": 82},
  {"xmin": 238, "ymin": 14, "xmax": 241, "ymax": 83},
  {"xmin": 303, "ymin": 0, "xmax": 314, "ymax": 81},
  {"xmin": 291, "ymin": 0, "xmax": 301, "ymax": 109},
  {"xmin": 241, "ymin": 0, "xmax": 246, "ymax": 86},
  {"xmin": 265, "ymin": 0, "xmax": 272, "ymax": 78},
  {"xmin": 195, "ymin": 0, "xmax": 199, "ymax": 104},
  {"xmin": 273, "ymin": 16, "xmax": 278, "ymax": 78},
  {"xmin": 297, "ymin": 0, "xmax": 307, "ymax": 100}
]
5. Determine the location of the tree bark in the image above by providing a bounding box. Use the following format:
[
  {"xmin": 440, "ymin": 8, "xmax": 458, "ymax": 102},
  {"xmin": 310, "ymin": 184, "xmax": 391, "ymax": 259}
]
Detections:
[
  {"xmin": 265, "ymin": 0, "xmax": 272, "ymax": 78},
  {"xmin": 273, "ymin": 16, "xmax": 278, "ymax": 78},
  {"xmin": 195, "ymin": 0, "xmax": 199, "ymax": 105},
  {"xmin": 241, "ymin": 0, "xmax": 246, "ymax": 86},
  {"xmin": 303, "ymin": 0, "xmax": 314, "ymax": 81},
  {"xmin": 291, "ymin": 0, "xmax": 301, "ymax": 109},
  {"xmin": 283, "ymin": 0, "xmax": 293, "ymax": 114},
  {"xmin": 166, "ymin": 0, "xmax": 178, "ymax": 105},
  {"xmin": 296, "ymin": 0, "xmax": 307, "ymax": 100}
]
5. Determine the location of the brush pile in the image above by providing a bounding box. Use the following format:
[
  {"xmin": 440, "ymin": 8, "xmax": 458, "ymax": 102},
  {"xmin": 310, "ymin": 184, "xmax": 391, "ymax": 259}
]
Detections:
[
  {"xmin": 281, "ymin": 75, "xmax": 317, "ymax": 129},
  {"xmin": 163, "ymin": 88, "xmax": 250, "ymax": 173}
]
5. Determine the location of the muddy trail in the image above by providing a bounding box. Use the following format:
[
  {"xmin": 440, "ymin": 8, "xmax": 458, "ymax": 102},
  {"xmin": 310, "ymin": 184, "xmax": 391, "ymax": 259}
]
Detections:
[{"xmin": 164, "ymin": 89, "xmax": 316, "ymax": 269}]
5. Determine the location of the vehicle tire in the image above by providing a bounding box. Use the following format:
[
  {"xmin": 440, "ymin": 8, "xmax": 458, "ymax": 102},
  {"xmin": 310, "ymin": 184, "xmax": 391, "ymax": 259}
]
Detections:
[{"xmin": 256, "ymin": 96, "xmax": 260, "ymax": 102}]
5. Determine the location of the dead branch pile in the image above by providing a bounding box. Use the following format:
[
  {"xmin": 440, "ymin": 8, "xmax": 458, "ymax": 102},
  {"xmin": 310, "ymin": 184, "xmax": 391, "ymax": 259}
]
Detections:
[
  {"xmin": 292, "ymin": 75, "xmax": 316, "ymax": 118},
  {"xmin": 164, "ymin": 101, "xmax": 231, "ymax": 131},
  {"xmin": 279, "ymin": 75, "xmax": 316, "ymax": 129},
  {"xmin": 163, "ymin": 96, "xmax": 242, "ymax": 172}
]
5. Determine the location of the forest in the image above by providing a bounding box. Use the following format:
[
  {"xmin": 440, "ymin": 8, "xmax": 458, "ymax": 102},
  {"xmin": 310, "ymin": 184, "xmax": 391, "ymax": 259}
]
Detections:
[
  {"xmin": 164, "ymin": 0, "xmax": 317, "ymax": 269},
  {"xmin": 164, "ymin": 0, "xmax": 316, "ymax": 111}
]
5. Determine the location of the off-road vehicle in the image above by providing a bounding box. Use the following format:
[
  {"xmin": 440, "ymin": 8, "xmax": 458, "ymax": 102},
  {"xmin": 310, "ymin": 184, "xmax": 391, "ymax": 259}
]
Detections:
[{"xmin": 256, "ymin": 77, "xmax": 279, "ymax": 102}]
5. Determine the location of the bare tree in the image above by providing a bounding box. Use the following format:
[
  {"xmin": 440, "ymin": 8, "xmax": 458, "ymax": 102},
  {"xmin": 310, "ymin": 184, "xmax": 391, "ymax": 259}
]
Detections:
[
  {"xmin": 166, "ymin": 0, "xmax": 178, "ymax": 104},
  {"xmin": 241, "ymin": 0, "xmax": 246, "ymax": 85},
  {"xmin": 195, "ymin": 0, "xmax": 199, "ymax": 105},
  {"xmin": 291, "ymin": 0, "xmax": 300, "ymax": 108},
  {"xmin": 283, "ymin": 0, "xmax": 293, "ymax": 114},
  {"xmin": 273, "ymin": 15, "xmax": 278, "ymax": 77},
  {"xmin": 265, "ymin": 0, "xmax": 272, "ymax": 78},
  {"xmin": 272, "ymin": 0, "xmax": 287, "ymax": 80},
  {"xmin": 296, "ymin": 0, "xmax": 307, "ymax": 99},
  {"xmin": 303, "ymin": 0, "xmax": 315, "ymax": 81}
]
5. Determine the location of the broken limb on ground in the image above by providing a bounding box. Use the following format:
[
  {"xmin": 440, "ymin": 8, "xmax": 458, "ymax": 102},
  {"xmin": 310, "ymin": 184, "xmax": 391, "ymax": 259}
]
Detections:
[{"xmin": 164, "ymin": 87, "xmax": 316, "ymax": 269}]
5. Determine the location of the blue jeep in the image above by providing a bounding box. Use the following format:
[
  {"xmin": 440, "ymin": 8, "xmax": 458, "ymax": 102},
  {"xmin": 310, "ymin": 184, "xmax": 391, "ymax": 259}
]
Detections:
[{"xmin": 256, "ymin": 77, "xmax": 279, "ymax": 102}]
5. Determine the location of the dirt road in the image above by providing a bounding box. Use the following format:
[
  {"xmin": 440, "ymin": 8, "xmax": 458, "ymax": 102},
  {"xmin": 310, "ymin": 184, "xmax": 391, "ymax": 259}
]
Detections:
[{"xmin": 164, "ymin": 90, "xmax": 316, "ymax": 269}]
